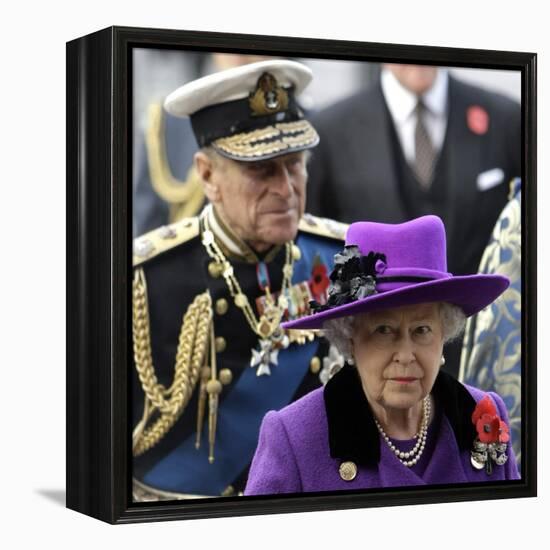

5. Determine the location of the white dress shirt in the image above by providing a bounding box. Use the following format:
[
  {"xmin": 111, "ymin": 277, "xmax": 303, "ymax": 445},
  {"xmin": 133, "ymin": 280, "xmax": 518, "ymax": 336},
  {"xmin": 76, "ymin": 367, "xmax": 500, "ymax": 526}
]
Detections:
[{"xmin": 380, "ymin": 68, "xmax": 449, "ymax": 165}]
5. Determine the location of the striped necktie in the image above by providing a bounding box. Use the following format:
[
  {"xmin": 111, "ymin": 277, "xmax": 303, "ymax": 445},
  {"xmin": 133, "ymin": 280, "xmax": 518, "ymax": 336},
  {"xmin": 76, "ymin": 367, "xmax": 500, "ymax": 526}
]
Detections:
[{"xmin": 414, "ymin": 100, "xmax": 436, "ymax": 189}]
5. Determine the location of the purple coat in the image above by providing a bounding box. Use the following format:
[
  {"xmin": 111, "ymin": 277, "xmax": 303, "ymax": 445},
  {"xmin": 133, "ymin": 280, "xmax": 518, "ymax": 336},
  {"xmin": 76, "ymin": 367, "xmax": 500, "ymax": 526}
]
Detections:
[{"xmin": 245, "ymin": 366, "xmax": 519, "ymax": 495}]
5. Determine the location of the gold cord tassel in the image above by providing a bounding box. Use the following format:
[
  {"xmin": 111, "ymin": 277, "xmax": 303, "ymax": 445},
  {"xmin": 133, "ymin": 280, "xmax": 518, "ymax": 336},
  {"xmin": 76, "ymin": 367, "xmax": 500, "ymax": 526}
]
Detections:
[
  {"xmin": 132, "ymin": 267, "xmax": 212, "ymax": 456},
  {"xmin": 206, "ymin": 321, "xmax": 222, "ymax": 463},
  {"xmin": 195, "ymin": 365, "xmax": 211, "ymax": 449}
]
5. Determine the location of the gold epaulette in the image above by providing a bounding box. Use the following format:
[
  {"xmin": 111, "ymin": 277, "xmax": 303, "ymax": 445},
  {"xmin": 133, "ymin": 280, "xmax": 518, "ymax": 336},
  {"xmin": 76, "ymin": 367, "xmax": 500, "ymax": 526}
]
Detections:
[
  {"xmin": 133, "ymin": 217, "xmax": 200, "ymax": 267},
  {"xmin": 298, "ymin": 213, "xmax": 348, "ymax": 241}
]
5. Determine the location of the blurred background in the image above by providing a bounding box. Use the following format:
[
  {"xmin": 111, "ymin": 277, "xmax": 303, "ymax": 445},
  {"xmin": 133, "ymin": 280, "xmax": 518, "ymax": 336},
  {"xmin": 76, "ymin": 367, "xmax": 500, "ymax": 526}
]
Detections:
[{"xmin": 132, "ymin": 49, "xmax": 520, "ymax": 237}]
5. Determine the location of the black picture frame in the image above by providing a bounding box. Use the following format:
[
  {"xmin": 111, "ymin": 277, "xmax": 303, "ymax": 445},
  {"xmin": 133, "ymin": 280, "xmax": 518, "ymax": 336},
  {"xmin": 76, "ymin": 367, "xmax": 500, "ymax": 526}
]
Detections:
[{"xmin": 66, "ymin": 25, "xmax": 537, "ymax": 524}]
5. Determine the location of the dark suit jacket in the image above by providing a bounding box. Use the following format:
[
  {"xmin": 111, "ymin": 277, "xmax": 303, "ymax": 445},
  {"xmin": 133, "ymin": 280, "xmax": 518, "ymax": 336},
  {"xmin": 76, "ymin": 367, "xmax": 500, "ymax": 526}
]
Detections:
[{"xmin": 306, "ymin": 76, "xmax": 521, "ymax": 278}]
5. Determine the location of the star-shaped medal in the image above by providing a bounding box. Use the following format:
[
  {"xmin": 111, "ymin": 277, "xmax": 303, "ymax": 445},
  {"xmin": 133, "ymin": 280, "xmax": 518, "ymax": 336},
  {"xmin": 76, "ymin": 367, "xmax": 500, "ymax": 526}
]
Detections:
[{"xmin": 250, "ymin": 339, "xmax": 279, "ymax": 376}]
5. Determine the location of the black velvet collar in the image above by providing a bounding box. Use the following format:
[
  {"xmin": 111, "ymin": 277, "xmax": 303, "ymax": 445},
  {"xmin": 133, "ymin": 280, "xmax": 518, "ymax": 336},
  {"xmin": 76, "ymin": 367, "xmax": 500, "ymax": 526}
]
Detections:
[{"xmin": 323, "ymin": 364, "xmax": 478, "ymax": 466}]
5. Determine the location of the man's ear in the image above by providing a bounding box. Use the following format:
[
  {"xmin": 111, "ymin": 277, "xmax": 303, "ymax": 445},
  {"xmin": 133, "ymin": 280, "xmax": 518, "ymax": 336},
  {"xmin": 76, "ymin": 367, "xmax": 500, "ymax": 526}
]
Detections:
[{"xmin": 195, "ymin": 151, "xmax": 221, "ymax": 203}]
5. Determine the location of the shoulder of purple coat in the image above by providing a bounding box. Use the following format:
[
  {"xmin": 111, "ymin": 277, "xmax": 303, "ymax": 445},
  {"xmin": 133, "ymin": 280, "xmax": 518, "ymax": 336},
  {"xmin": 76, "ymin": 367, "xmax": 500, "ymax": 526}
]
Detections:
[
  {"xmin": 275, "ymin": 388, "xmax": 328, "ymax": 440},
  {"xmin": 462, "ymin": 383, "xmax": 486, "ymax": 402},
  {"xmin": 277, "ymin": 387, "xmax": 325, "ymax": 421},
  {"xmin": 245, "ymin": 389, "xmax": 329, "ymax": 495},
  {"xmin": 245, "ymin": 409, "xmax": 302, "ymax": 495}
]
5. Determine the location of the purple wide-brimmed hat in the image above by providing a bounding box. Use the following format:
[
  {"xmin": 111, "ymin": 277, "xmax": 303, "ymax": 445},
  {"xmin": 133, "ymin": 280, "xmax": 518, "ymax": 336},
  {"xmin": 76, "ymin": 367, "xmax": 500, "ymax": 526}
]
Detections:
[{"xmin": 283, "ymin": 215, "xmax": 509, "ymax": 330}]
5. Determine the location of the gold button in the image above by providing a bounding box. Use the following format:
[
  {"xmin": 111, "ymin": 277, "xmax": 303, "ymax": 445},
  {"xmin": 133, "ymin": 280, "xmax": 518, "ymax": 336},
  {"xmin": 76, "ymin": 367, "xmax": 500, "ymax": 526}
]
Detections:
[
  {"xmin": 215, "ymin": 336, "xmax": 226, "ymax": 353},
  {"xmin": 215, "ymin": 298, "xmax": 229, "ymax": 315},
  {"xmin": 219, "ymin": 368, "xmax": 233, "ymax": 385},
  {"xmin": 208, "ymin": 261, "xmax": 223, "ymax": 278},
  {"xmin": 310, "ymin": 356, "xmax": 321, "ymax": 374},
  {"xmin": 206, "ymin": 379, "xmax": 222, "ymax": 395},
  {"xmin": 339, "ymin": 461, "xmax": 357, "ymax": 481},
  {"xmin": 221, "ymin": 485, "xmax": 235, "ymax": 497}
]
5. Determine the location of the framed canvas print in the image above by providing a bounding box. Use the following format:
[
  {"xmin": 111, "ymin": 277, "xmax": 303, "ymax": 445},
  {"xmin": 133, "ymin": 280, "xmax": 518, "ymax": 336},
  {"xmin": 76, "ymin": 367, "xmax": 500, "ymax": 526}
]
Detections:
[{"xmin": 66, "ymin": 26, "xmax": 536, "ymax": 524}]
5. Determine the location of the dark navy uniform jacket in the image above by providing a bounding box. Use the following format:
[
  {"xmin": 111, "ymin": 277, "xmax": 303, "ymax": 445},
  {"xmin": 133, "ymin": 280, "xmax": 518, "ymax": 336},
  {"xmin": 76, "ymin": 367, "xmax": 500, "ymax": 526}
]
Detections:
[{"xmin": 132, "ymin": 208, "xmax": 346, "ymax": 498}]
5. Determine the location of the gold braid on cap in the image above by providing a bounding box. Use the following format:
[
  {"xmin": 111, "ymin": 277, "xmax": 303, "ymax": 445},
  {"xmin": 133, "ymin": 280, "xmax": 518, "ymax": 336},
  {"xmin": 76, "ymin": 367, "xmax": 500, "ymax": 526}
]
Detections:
[{"xmin": 132, "ymin": 267, "xmax": 212, "ymax": 456}]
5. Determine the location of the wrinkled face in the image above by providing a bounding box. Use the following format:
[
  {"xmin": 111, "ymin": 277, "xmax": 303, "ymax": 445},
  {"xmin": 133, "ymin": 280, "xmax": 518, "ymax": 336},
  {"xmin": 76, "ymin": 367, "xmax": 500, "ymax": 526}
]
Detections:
[
  {"xmin": 203, "ymin": 151, "xmax": 308, "ymax": 251},
  {"xmin": 351, "ymin": 303, "xmax": 444, "ymax": 413},
  {"xmin": 385, "ymin": 64, "xmax": 438, "ymax": 95}
]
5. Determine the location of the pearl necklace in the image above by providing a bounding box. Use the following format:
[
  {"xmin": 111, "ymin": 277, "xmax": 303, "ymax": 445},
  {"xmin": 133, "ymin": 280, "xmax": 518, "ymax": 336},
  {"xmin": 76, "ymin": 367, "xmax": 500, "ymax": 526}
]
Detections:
[{"xmin": 374, "ymin": 396, "xmax": 431, "ymax": 467}]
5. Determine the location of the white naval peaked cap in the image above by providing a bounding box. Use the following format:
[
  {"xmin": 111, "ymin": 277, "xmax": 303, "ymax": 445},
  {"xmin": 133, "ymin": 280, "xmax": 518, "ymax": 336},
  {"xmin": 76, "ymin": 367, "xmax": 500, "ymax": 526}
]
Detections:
[
  {"xmin": 162, "ymin": 59, "xmax": 319, "ymax": 161},
  {"xmin": 164, "ymin": 59, "xmax": 313, "ymax": 118}
]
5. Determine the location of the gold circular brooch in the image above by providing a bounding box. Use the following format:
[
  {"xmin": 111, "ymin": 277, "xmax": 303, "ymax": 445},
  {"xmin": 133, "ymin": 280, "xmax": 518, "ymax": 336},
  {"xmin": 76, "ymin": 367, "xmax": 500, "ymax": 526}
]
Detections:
[{"xmin": 339, "ymin": 461, "xmax": 357, "ymax": 481}]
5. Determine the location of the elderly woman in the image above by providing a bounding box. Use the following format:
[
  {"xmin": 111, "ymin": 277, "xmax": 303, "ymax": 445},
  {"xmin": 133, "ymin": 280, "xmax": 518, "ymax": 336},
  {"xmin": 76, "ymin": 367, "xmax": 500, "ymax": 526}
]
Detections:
[{"xmin": 245, "ymin": 216, "xmax": 519, "ymax": 495}]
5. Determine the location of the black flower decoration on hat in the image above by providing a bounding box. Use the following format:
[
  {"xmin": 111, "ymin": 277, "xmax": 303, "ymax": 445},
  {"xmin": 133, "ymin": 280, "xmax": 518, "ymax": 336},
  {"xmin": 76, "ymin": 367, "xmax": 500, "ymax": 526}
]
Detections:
[{"xmin": 310, "ymin": 248, "xmax": 387, "ymax": 313}]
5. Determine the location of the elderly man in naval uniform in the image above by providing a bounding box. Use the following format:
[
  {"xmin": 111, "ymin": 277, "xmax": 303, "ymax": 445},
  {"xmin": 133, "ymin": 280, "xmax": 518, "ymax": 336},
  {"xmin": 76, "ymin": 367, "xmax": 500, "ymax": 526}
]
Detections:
[{"xmin": 132, "ymin": 59, "xmax": 348, "ymax": 501}]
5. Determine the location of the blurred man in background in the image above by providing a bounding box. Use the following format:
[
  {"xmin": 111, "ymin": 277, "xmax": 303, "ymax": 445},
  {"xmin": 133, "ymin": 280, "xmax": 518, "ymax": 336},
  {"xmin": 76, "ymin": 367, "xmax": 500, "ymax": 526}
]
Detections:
[
  {"xmin": 306, "ymin": 64, "xmax": 521, "ymax": 377},
  {"xmin": 132, "ymin": 59, "xmax": 347, "ymax": 500},
  {"xmin": 133, "ymin": 54, "xmax": 375, "ymax": 237}
]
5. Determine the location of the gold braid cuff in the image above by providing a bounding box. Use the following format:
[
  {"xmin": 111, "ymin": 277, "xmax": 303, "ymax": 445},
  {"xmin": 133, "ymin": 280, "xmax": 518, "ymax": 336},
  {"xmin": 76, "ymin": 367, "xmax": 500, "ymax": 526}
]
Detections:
[{"xmin": 132, "ymin": 267, "xmax": 212, "ymax": 456}]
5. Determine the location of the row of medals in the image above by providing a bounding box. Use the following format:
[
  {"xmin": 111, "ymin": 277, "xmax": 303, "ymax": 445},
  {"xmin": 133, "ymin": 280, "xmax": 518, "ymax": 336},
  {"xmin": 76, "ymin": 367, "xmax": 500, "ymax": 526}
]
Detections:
[
  {"xmin": 250, "ymin": 274, "xmax": 316, "ymax": 376},
  {"xmin": 205, "ymin": 230, "xmax": 316, "ymax": 377}
]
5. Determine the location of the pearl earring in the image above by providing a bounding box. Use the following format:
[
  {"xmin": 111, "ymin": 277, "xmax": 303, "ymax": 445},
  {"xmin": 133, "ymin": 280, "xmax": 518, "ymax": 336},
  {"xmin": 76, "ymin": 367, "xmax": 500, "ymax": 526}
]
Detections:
[
  {"xmin": 348, "ymin": 357, "xmax": 355, "ymax": 365},
  {"xmin": 440, "ymin": 355, "xmax": 446, "ymax": 366}
]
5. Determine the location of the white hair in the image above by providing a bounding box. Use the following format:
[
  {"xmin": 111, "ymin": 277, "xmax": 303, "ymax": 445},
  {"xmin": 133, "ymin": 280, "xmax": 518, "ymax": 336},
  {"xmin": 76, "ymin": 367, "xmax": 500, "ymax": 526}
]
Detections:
[{"xmin": 322, "ymin": 302, "xmax": 466, "ymax": 362}]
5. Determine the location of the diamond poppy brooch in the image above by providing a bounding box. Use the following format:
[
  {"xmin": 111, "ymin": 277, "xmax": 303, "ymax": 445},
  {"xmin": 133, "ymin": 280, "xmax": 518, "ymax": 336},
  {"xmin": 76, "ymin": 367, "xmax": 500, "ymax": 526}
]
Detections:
[{"xmin": 470, "ymin": 395, "xmax": 510, "ymax": 475}]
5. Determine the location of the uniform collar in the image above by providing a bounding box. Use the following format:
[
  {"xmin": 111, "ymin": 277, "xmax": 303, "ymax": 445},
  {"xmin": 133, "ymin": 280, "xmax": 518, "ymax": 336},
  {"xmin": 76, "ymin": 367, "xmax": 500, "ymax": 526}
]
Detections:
[
  {"xmin": 323, "ymin": 364, "xmax": 477, "ymax": 467},
  {"xmin": 201, "ymin": 203, "xmax": 282, "ymax": 264},
  {"xmin": 381, "ymin": 68, "xmax": 449, "ymax": 123}
]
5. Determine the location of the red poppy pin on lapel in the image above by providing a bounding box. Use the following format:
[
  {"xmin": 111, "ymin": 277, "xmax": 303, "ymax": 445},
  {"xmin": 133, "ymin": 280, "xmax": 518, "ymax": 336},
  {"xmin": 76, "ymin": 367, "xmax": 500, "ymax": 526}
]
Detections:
[
  {"xmin": 467, "ymin": 105, "xmax": 489, "ymax": 135},
  {"xmin": 470, "ymin": 395, "xmax": 509, "ymax": 474}
]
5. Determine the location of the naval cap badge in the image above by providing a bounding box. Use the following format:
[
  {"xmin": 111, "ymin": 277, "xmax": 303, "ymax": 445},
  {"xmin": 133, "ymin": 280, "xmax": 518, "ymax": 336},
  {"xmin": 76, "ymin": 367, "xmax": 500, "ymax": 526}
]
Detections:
[{"xmin": 249, "ymin": 72, "xmax": 289, "ymax": 116}]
